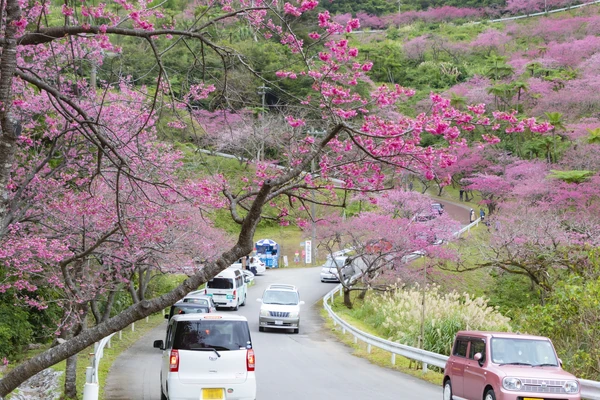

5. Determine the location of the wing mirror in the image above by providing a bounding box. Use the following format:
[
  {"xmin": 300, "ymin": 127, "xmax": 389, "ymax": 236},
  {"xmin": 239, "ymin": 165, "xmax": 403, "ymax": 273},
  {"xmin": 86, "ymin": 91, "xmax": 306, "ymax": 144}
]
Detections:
[
  {"xmin": 299, "ymin": 301, "xmax": 305, "ymax": 305},
  {"xmin": 153, "ymin": 340, "xmax": 164, "ymax": 350},
  {"xmin": 474, "ymin": 352, "xmax": 484, "ymax": 366},
  {"xmin": 256, "ymin": 298, "xmax": 263, "ymax": 303},
  {"xmin": 164, "ymin": 314, "xmax": 169, "ymax": 320}
]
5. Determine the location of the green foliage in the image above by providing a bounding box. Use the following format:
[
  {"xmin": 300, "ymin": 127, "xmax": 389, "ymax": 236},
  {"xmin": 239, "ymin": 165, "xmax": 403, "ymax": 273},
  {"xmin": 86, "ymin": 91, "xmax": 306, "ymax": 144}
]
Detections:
[
  {"xmin": 516, "ymin": 275, "xmax": 600, "ymax": 379},
  {"xmin": 548, "ymin": 169, "xmax": 594, "ymax": 184},
  {"xmin": 485, "ymin": 272, "xmax": 540, "ymax": 319},
  {"xmin": 0, "ymin": 303, "xmax": 33, "ymax": 359},
  {"xmin": 586, "ymin": 128, "xmax": 600, "ymax": 144}
]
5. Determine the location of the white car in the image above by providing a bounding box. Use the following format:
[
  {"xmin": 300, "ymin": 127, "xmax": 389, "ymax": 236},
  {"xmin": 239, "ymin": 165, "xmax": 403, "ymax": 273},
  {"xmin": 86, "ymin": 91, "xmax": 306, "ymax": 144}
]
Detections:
[
  {"xmin": 228, "ymin": 257, "xmax": 266, "ymax": 275},
  {"xmin": 320, "ymin": 256, "xmax": 355, "ymax": 283},
  {"xmin": 257, "ymin": 284, "xmax": 304, "ymax": 334},
  {"xmin": 154, "ymin": 313, "xmax": 256, "ymax": 400}
]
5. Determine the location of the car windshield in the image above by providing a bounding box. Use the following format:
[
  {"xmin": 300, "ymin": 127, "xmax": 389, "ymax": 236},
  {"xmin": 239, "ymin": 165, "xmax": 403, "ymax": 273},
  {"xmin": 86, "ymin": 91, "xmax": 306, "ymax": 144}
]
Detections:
[
  {"xmin": 491, "ymin": 338, "xmax": 558, "ymax": 366},
  {"xmin": 262, "ymin": 290, "xmax": 299, "ymax": 305},
  {"xmin": 323, "ymin": 258, "xmax": 345, "ymax": 269},
  {"xmin": 207, "ymin": 278, "xmax": 234, "ymax": 289},
  {"xmin": 173, "ymin": 320, "xmax": 251, "ymax": 351},
  {"xmin": 182, "ymin": 298, "xmax": 209, "ymax": 306}
]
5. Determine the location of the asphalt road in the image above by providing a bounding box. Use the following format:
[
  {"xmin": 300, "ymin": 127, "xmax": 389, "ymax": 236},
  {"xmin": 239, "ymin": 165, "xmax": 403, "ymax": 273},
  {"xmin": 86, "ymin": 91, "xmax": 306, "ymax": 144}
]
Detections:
[{"xmin": 104, "ymin": 267, "xmax": 441, "ymax": 400}]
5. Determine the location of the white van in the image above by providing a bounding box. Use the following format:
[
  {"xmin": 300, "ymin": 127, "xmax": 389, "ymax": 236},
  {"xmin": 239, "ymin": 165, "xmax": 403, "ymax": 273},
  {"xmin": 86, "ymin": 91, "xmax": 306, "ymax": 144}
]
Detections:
[
  {"xmin": 205, "ymin": 269, "xmax": 247, "ymax": 310},
  {"xmin": 154, "ymin": 313, "xmax": 256, "ymax": 400}
]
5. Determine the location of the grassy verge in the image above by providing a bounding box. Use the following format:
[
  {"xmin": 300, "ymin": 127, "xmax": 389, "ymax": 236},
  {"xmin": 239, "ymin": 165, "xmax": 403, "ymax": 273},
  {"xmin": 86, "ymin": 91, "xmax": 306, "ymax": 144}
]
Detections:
[
  {"xmin": 320, "ymin": 294, "xmax": 444, "ymax": 386},
  {"xmin": 57, "ymin": 312, "xmax": 166, "ymax": 400}
]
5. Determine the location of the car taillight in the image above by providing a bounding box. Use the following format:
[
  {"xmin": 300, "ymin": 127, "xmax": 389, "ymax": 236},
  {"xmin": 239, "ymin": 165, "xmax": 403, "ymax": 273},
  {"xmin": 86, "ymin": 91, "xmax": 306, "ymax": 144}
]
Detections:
[
  {"xmin": 169, "ymin": 349, "xmax": 179, "ymax": 372},
  {"xmin": 246, "ymin": 349, "xmax": 255, "ymax": 371},
  {"xmin": 233, "ymin": 289, "xmax": 237, "ymax": 299},
  {"xmin": 204, "ymin": 288, "xmax": 207, "ymax": 294}
]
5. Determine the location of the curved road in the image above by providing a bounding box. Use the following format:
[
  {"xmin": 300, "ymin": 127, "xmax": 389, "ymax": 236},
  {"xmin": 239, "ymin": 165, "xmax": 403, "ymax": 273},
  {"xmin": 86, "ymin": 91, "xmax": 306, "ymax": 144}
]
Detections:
[
  {"xmin": 104, "ymin": 202, "xmax": 468, "ymax": 400},
  {"xmin": 104, "ymin": 267, "xmax": 441, "ymax": 400}
]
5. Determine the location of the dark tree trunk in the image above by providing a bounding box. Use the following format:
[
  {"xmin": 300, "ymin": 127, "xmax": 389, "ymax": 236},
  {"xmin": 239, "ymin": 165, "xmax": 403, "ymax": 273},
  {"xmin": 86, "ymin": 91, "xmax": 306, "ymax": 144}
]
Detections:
[
  {"xmin": 63, "ymin": 354, "xmax": 78, "ymax": 399},
  {"xmin": 343, "ymin": 287, "xmax": 352, "ymax": 309}
]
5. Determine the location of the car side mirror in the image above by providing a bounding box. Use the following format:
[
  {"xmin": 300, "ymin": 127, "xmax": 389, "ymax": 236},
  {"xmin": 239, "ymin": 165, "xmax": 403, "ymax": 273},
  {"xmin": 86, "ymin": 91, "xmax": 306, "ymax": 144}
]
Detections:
[
  {"xmin": 153, "ymin": 340, "xmax": 164, "ymax": 350},
  {"xmin": 164, "ymin": 314, "xmax": 169, "ymax": 320},
  {"xmin": 474, "ymin": 352, "xmax": 484, "ymax": 366},
  {"xmin": 558, "ymin": 358, "xmax": 563, "ymax": 367},
  {"xmin": 299, "ymin": 301, "xmax": 305, "ymax": 305},
  {"xmin": 256, "ymin": 298, "xmax": 263, "ymax": 303}
]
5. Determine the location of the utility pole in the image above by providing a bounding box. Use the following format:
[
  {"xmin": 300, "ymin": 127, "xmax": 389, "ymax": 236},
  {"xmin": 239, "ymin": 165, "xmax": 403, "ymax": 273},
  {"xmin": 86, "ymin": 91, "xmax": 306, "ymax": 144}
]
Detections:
[{"xmin": 257, "ymin": 86, "xmax": 269, "ymax": 161}]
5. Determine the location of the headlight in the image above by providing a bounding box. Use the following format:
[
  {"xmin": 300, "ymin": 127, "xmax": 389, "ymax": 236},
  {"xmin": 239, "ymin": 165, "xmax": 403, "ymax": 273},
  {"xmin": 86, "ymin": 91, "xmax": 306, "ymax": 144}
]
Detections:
[
  {"xmin": 288, "ymin": 311, "xmax": 299, "ymax": 319},
  {"xmin": 564, "ymin": 380, "xmax": 579, "ymax": 393},
  {"xmin": 260, "ymin": 309, "xmax": 269, "ymax": 317},
  {"xmin": 502, "ymin": 377, "xmax": 522, "ymax": 391}
]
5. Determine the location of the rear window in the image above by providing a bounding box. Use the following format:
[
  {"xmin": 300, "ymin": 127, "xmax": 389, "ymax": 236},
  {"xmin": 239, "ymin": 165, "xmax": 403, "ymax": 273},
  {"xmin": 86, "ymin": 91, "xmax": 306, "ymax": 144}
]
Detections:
[
  {"xmin": 173, "ymin": 320, "xmax": 251, "ymax": 351},
  {"xmin": 183, "ymin": 298, "xmax": 209, "ymax": 306},
  {"xmin": 170, "ymin": 305, "xmax": 208, "ymax": 317},
  {"xmin": 207, "ymin": 278, "xmax": 234, "ymax": 289}
]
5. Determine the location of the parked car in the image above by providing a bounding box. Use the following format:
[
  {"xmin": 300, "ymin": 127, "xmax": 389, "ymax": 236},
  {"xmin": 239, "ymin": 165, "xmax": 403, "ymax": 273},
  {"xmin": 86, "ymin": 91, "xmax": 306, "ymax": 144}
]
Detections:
[
  {"xmin": 182, "ymin": 291, "xmax": 217, "ymax": 309},
  {"xmin": 154, "ymin": 313, "xmax": 256, "ymax": 400},
  {"xmin": 229, "ymin": 257, "xmax": 266, "ymax": 275},
  {"xmin": 257, "ymin": 284, "xmax": 304, "ymax": 333},
  {"xmin": 204, "ymin": 269, "xmax": 247, "ymax": 311},
  {"xmin": 165, "ymin": 300, "xmax": 213, "ymax": 321},
  {"xmin": 320, "ymin": 256, "xmax": 355, "ymax": 283},
  {"xmin": 443, "ymin": 331, "xmax": 581, "ymax": 400},
  {"xmin": 431, "ymin": 202, "xmax": 445, "ymax": 215},
  {"xmin": 241, "ymin": 269, "xmax": 255, "ymax": 285}
]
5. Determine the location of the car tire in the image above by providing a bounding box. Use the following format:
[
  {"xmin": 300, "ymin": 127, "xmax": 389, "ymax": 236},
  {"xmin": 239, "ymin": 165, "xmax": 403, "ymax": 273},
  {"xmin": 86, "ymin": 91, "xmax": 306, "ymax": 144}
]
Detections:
[
  {"xmin": 321, "ymin": 280, "xmax": 324, "ymax": 283},
  {"xmin": 259, "ymin": 327, "xmax": 265, "ymax": 332},
  {"xmin": 484, "ymin": 389, "xmax": 496, "ymax": 400},
  {"xmin": 443, "ymin": 380, "xmax": 452, "ymax": 400},
  {"xmin": 232, "ymin": 302, "xmax": 239, "ymax": 311},
  {"xmin": 160, "ymin": 388, "xmax": 167, "ymax": 400},
  {"xmin": 241, "ymin": 294, "xmax": 246, "ymax": 306}
]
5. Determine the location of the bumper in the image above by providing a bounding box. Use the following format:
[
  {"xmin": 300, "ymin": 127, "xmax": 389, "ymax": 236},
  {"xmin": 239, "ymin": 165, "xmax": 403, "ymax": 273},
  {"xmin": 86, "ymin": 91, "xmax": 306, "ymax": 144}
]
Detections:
[
  {"xmin": 320, "ymin": 273, "xmax": 339, "ymax": 282},
  {"xmin": 496, "ymin": 387, "xmax": 581, "ymax": 400},
  {"xmin": 212, "ymin": 297, "xmax": 238, "ymax": 308},
  {"xmin": 166, "ymin": 375, "xmax": 257, "ymax": 400},
  {"xmin": 259, "ymin": 316, "xmax": 299, "ymax": 329}
]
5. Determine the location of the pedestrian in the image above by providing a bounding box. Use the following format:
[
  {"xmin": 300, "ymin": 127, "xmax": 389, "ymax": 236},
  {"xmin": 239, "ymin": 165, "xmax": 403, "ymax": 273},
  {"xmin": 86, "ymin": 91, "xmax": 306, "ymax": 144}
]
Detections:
[
  {"xmin": 480, "ymin": 208, "xmax": 485, "ymax": 221},
  {"xmin": 469, "ymin": 209, "xmax": 475, "ymax": 223},
  {"xmin": 459, "ymin": 189, "xmax": 464, "ymax": 201}
]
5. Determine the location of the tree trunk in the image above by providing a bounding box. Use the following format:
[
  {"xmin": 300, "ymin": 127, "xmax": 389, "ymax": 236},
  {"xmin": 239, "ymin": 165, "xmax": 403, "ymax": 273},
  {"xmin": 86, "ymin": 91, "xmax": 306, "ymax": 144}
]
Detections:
[
  {"xmin": 0, "ymin": 0, "xmax": 22, "ymax": 232},
  {"xmin": 63, "ymin": 354, "xmax": 78, "ymax": 399},
  {"xmin": 343, "ymin": 287, "xmax": 352, "ymax": 309},
  {"xmin": 357, "ymin": 288, "xmax": 367, "ymax": 300}
]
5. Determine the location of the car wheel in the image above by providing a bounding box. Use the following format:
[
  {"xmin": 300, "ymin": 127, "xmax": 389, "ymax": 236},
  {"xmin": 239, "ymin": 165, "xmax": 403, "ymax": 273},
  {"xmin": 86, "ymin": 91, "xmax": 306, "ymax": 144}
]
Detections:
[
  {"xmin": 443, "ymin": 380, "xmax": 452, "ymax": 400},
  {"xmin": 293, "ymin": 328, "xmax": 299, "ymax": 334},
  {"xmin": 241, "ymin": 294, "xmax": 246, "ymax": 306},
  {"xmin": 484, "ymin": 389, "xmax": 496, "ymax": 400},
  {"xmin": 320, "ymin": 280, "xmax": 324, "ymax": 283},
  {"xmin": 160, "ymin": 387, "xmax": 167, "ymax": 400},
  {"xmin": 259, "ymin": 327, "xmax": 265, "ymax": 332},
  {"xmin": 232, "ymin": 302, "xmax": 239, "ymax": 311}
]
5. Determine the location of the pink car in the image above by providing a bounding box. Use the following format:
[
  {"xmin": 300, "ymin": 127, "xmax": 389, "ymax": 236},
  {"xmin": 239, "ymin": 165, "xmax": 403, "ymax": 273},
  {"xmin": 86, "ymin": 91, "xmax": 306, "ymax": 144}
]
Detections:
[{"xmin": 443, "ymin": 331, "xmax": 581, "ymax": 400}]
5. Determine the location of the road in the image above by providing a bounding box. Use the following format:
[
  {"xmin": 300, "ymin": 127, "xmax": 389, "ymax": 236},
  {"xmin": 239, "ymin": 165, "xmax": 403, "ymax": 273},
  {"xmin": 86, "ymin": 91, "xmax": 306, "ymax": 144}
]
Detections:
[{"xmin": 104, "ymin": 267, "xmax": 441, "ymax": 400}]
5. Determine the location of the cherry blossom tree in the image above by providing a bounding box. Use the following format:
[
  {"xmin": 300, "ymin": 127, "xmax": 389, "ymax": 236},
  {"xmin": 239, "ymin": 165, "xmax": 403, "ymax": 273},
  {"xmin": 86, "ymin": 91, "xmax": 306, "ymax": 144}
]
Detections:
[
  {"xmin": 316, "ymin": 190, "xmax": 460, "ymax": 307},
  {"xmin": 0, "ymin": 0, "xmax": 553, "ymax": 395}
]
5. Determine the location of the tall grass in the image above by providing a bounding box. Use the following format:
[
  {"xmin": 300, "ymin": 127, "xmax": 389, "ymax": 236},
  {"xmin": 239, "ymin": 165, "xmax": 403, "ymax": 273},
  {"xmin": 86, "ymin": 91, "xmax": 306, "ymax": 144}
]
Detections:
[{"xmin": 351, "ymin": 284, "xmax": 511, "ymax": 356}]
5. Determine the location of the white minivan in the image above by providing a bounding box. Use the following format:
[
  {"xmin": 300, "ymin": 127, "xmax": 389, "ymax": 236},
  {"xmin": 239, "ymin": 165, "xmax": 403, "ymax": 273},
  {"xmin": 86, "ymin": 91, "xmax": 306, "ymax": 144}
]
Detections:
[
  {"xmin": 154, "ymin": 314, "xmax": 256, "ymax": 400},
  {"xmin": 205, "ymin": 269, "xmax": 247, "ymax": 310}
]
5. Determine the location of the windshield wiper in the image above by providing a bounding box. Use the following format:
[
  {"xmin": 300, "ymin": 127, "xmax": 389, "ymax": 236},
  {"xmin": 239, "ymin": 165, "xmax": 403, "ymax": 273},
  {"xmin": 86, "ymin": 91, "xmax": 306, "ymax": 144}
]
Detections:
[
  {"xmin": 533, "ymin": 363, "xmax": 558, "ymax": 367},
  {"xmin": 196, "ymin": 348, "xmax": 221, "ymax": 357},
  {"xmin": 499, "ymin": 362, "xmax": 533, "ymax": 366}
]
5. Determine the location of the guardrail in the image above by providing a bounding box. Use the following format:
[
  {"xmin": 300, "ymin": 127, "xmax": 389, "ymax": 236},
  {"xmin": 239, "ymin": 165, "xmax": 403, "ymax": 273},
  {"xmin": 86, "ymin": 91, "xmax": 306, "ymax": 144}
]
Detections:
[
  {"xmin": 82, "ymin": 332, "xmax": 116, "ymax": 400},
  {"xmin": 323, "ymin": 279, "xmax": 600, "ymax": 399}
]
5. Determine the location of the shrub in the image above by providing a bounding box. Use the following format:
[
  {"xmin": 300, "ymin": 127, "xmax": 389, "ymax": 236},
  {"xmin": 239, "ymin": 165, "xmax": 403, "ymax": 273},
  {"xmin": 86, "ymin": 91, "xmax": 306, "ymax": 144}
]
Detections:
[
  {"xmin": 0, "ymin": 304, "xmax": 33, "ymax": 359},
  {"xmin": 361, "ymin": 284, "xmax": 511, "ymax": 355}
]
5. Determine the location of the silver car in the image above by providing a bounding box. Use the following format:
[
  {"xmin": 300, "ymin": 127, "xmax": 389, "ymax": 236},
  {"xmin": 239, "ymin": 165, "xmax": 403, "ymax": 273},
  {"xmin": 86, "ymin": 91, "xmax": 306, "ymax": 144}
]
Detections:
[
  {"xmin": 257, "ymin": 284, "xmax": 305, "ymax": 334},
  {"xmin": 320, "ymin": 256, "xmax": 355, "ymax": 283}
]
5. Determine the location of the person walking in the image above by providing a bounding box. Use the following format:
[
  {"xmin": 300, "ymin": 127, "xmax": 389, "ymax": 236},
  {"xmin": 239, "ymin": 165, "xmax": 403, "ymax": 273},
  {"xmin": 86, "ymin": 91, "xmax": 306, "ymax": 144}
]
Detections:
[
  {"xmin": 480, "ymin": 208, "xmax": 485, "ymax": 221},
  {"xmin": 469, "ymin": 209, "xmax": 475, "ymax": 223},
  {"xmin": 459, "ymin": 189, "xmax": 464, "ymax": 201}
]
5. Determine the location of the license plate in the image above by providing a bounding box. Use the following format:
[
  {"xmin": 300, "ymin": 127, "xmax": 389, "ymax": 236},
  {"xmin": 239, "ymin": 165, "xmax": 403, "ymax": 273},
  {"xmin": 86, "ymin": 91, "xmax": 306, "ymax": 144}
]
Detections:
[
  {"xmin": 202, "ymin": 388, "xmax": 224, "ymax": 400},
  {"xmin": 523, "ymin": 398, "xmax": 543, "ymax": 400},
  {"xmin": 274, "ymin": 320, "xmax": 283, "ymax": 325}
]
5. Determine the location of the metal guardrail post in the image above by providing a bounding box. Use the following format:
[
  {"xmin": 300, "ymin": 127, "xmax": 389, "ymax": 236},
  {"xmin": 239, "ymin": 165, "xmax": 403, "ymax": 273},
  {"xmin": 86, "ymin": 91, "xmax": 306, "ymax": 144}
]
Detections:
[{"xmin": 422, "ymin": 363, "xmax": 428, "ymax": 373}]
